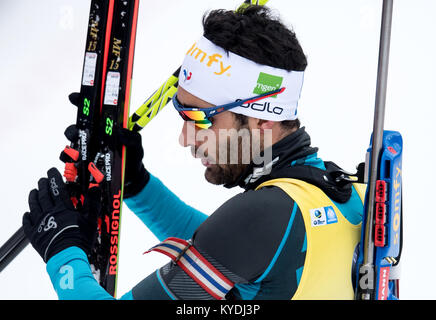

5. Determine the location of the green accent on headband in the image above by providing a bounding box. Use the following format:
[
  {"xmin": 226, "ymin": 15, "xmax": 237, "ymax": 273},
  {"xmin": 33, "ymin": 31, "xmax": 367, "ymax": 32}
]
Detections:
[{"xmin": 253, "ymin": 72, "xmax": 283, "ymax": 98}]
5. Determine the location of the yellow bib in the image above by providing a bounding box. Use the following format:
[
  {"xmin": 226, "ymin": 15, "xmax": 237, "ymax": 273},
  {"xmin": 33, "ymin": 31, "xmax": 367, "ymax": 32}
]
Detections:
[{"xmin": 255, "ymin": 178, "xmax": 365, "ymax": 300}]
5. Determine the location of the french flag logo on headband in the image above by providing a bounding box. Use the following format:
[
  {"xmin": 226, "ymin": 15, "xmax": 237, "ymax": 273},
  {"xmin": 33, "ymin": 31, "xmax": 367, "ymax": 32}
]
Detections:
[{"xmin": 183, "ymin": 69, "xmax": 192, "ymax": 82}]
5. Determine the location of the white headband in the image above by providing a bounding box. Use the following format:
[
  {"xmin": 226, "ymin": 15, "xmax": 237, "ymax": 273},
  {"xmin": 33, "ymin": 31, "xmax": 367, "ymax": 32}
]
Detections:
[{"xmin": 178, "ymin": 36, "xmax": 304, "ymax": 121}]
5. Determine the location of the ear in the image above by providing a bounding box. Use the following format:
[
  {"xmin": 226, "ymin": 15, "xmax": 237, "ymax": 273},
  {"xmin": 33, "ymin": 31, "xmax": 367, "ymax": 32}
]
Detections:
[
  {"xmin": 258, "ymin": 120, "xmax": 275, "ymax": 131},
  {"xmin": 248, "ymin": 117, "xmax": 275, "ymax": 132}
]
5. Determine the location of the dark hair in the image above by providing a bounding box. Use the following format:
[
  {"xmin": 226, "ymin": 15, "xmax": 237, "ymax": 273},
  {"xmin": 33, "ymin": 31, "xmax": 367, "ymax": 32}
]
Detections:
[{"xmin": 202, "ymin": 5, "xmax": 305, "ymax": 131}]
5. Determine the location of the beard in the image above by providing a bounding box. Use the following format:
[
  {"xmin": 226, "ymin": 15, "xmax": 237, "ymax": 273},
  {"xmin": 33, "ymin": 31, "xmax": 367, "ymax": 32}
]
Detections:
[
  {"xmin": 204, "ymin": 162, "xmax": 249, "ymax": 186},
  {"xmin": 187, "ymin": 118, "xmax": 270, "ymax": 186},
  {"xmin": 200, "ymin": 126, "xmax": 254, "ymax": 186}
]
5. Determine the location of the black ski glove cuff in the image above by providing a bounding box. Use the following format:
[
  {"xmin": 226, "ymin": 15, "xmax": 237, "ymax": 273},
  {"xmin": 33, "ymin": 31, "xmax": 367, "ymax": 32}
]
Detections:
[
  {"xmin": 42, "ymin": 229, "xmax": 92, "ymax": 262},
  {"xmin": 123, "ymin": 164, "xmax": 150, "ymax": 199},
  {"xmin": 117, "ymin": 127, "xmax": 150, "ymax": 199}
]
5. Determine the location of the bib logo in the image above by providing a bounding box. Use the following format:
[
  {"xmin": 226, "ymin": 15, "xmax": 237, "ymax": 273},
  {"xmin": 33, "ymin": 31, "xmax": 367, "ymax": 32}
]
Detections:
[
  {"xmin": 186, "ymin": 42, "xmax": 231, "ymax": 76},
  {"xmin": 310, "ymin": 206, "xmax": 338, "ymax": 227},
  {"xmin": 253, "ymin": 72, "xmax": 283, "ymax": 97}
]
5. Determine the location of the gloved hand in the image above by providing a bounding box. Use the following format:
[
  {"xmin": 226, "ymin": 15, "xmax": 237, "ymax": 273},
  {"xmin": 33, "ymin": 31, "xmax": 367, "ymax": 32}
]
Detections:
[
  {"xmin": 61, "ymin": 92, "xmax": 149, "ymax": 198},
  {"xmin": 117, "ymin": 127, "xmax": 149, "ymax": 198},
  {"xmin": 22, "ymin": 168, "xmax": 101, "ymax": 263}
]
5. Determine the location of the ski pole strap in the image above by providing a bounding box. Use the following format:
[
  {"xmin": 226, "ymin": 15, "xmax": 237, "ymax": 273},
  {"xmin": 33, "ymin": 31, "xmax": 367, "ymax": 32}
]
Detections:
[{"xmin": 145, "ymin": 237, "xmax": 234, "ymax": 300}]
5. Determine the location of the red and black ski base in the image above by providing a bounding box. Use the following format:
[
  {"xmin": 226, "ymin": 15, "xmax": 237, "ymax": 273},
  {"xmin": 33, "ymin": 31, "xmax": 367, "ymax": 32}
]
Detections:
[{"xmin": 89, "ymin": 0, "xmax": 140, "ymax": 296}]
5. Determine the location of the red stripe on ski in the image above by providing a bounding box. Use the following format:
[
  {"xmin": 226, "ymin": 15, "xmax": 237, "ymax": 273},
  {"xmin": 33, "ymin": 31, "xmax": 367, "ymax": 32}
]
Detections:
[{"xmin": 123, "ymin": 0, "xmax": 139, "ymax": 128}]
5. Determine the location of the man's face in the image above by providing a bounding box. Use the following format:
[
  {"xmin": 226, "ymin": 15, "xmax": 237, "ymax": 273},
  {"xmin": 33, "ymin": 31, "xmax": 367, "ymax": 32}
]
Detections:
[{"xmin": 177, "ymin": 87, "xmax": 255, "ymax": 186}]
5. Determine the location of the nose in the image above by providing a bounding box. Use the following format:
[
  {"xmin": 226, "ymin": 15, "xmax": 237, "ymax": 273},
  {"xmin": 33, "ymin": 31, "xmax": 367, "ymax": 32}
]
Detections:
[{"xmin": 178, "ymin": 121, "xmax": 197, "ymax": 147}]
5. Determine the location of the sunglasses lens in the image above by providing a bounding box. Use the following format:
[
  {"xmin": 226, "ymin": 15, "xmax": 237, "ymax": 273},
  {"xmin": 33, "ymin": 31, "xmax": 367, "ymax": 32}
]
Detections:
[
  {"xmin": 178, "ymin": 111, "xmax": 190, "ymax": 121},
  {"xmin": 181, "ymin": 110, "xmax": 207, "ymax": 121},
  {"xmin": 173, "ymin": 96, "xmax": 212, "ymax": 129},
  {"xmin": 194, "ymin": 121, "xmax": 212, "ymax": 129}
]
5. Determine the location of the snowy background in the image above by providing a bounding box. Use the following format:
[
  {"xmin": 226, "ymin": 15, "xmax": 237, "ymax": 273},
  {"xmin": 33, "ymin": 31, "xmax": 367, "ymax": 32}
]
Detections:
[{"xmin": 0, "ymin": 0, "xmax": 435, "ymax": 300}]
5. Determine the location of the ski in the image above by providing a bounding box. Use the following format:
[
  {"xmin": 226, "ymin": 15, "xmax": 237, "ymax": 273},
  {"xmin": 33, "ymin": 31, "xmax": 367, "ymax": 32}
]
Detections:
[
  {"xmin": 0, "ymin": 0, "xmax": 114, "ymax": 274},
  {"xmin": 58, "ymin": 0, "xmax": 123, "ymax": 297},
  {"xmin": 128, "ymin": 67, "xmax": 179, "ymax": 132},
  {"xmin": 89, "ymin": 0, "xmax": 140, "ymax": 296},
  {"xmin": 0, "ymin": 0, "xmax": 140, "ymax": 298},
  {"xmin": 62, "ymin": 0, "xmax": 114, "ymax": 197}
]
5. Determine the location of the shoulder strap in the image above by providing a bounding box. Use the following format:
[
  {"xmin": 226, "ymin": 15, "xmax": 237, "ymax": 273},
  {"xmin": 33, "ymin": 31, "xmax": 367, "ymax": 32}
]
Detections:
[{"xmin": 145, "ymin": 237, "xmax": 234, "ymax": 300}]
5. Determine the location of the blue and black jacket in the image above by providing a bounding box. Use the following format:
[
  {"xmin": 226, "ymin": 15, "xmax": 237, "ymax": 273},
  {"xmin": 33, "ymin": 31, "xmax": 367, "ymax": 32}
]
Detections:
[{"xmin": 46, "ymin": 127, "xmax": 363, "ymax": 299}]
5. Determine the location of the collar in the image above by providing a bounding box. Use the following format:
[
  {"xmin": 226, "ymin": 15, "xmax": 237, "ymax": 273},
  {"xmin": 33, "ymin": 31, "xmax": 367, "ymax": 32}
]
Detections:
[
  {"xmin": 224, "ymin": 127, "xmax": 317, "ymax": 190},
  {"xmin": 224, "ymin": 127, "xmax": 354, "ymax": 203}
]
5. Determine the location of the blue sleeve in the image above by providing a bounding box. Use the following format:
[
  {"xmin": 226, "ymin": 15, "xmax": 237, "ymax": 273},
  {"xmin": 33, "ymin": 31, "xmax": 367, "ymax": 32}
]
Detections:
[
  {"xmin": 46, "ymin": 246, "xmax": 173, "ymax": 300},
  {"xmin": 124, "ymin": 173, "xmax": 208, "ymax": 241},
  {"xmin": 46, "ymin": 246, "xmax": 115, "ymax": 300}
]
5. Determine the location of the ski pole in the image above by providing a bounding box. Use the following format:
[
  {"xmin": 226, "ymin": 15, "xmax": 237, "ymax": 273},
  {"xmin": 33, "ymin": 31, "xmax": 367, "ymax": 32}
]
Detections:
[
  {"xmin": 357, "ymin": 0, "xmax": 394, "ymax": 300},
  {"xmin": 0, "ymin": 227, "xmax": 29, "ymax": 273}
]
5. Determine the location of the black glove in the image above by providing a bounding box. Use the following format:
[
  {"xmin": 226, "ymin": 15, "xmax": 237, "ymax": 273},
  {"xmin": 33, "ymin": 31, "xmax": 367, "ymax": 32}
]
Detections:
[
  {"xmin": 63, "ymin": 92, "xmax": 149, "ymax": 198},
  {"xmin": 117, "ymin": 127, "xmax": 149, "ymax": 198},
  {"xmin": 22, "ymin": 168, "xmax": 101, "ymax": 262}
]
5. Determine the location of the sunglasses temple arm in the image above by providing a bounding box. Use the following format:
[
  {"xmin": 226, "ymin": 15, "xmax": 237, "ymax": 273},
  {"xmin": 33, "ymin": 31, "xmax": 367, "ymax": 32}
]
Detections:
[{"xmin": 244, "ymin": 87, "xmax": 286, "ymax": 104}]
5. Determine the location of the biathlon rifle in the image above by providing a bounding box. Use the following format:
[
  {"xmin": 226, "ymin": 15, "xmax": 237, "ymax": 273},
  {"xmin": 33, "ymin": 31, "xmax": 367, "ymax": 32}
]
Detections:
[{"xmin": 354, "ymin": 0, "xmax": 403, "ymax": 300}]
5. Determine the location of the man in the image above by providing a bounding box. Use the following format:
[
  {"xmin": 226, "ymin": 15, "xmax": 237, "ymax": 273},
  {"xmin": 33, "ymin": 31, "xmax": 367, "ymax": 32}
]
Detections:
[{"xmin": 22, "ymin": 5, "xmax": 365, "ymax": 300}]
